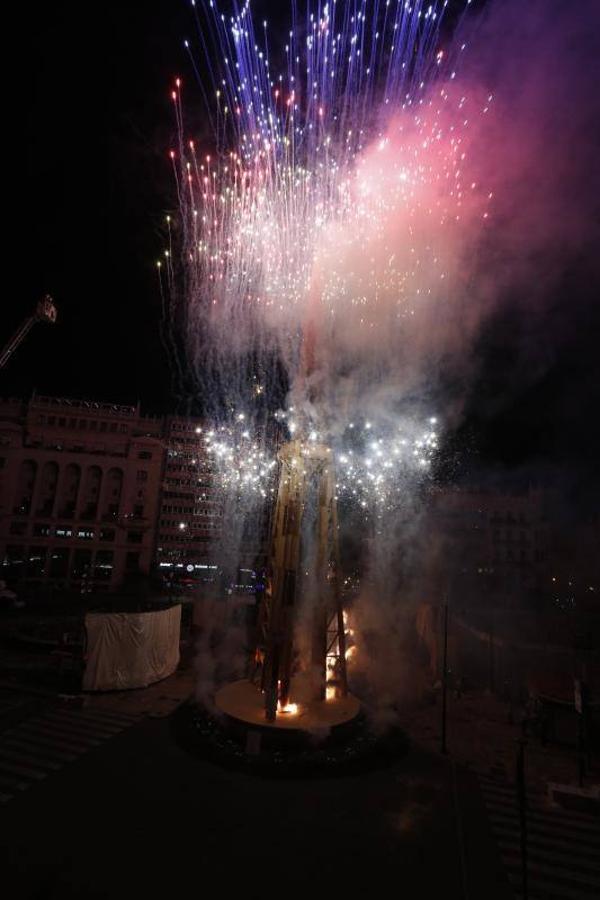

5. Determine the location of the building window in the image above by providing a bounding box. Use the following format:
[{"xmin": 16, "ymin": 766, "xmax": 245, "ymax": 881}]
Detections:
[
  {"xmin": 100, "ymin": 422, "xmax": 107, "ymax": 432},
  {"xmin": 138, "ymin": 451, "xmax": 152, "ymax": 460},
  {"xmin": 125, "ymin": 551, "xmax": 140, "ymax": 572},
  {"xmin": 55, "ymin": 527, "xmax": 73, "ymax": 538},
  {"xmin": 27, "ymin": 547, "xmax": 47, "ymax": 578},
  {"xmin": 77, "ymin": 529, "xmax": 95, "ymax": 540},
  {"xmin": 100, "ymin": 528, "xmax": 115, "ymax": 542},
  {"xmin": 127, "ymin": 531, "xmax": 143, "ymax": 544},
  {"xmin": 120, "ymin": 424, "xmax": 127, "ymax": 433},
  {"xmin": 10, "ymin": 521, "xmax": 28, "ymax": 536},
  {"xmin": 136, "ymin": 470, "xmax": 148, "ymax": 483},
  {"xmin": 0, "ymin": 456, "xmax": 6, "ymax": 469},
  {"xmin": 33, "ymin": 523, "xmax": 51, "ymax": 537},
  {"xmin": 3, "ymin": 545, "xmax": 25, "ymax": 576},
  {"xmin": 49, "ymin": 547, "xmax": 70, "ymax": 578},
  {"xmin": 133, "ymin": 504, "xmax": 144, "ymax": 518},
  {"xmin": 72, "ymin": 548, "xmax": 93, "ymax": 580},
  {"xmin": 94, "ymin": 550, "xmax": 113, "ymax": 581}
]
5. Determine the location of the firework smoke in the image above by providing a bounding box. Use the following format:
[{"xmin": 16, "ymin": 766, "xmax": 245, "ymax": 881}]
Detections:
[{"xmin": 161, "ymin": 0, "xmax": 600, "ymax": 716}]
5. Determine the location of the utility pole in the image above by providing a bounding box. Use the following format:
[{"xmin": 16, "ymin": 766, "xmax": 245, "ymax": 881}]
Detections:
[
  {"xmin": 516, "ymin": 738, "xmax": 528, "ymax": 900},
  {"xmin": 489, "ymin": 609, "xmax": 495, "ymax": 694},
  {"xmin": 441, "ymin": 600, "xmax": 449, "ymax": 754},
  {"xmin": 574, "ymin": 676, "xmax": 587, "ymax": 787}
]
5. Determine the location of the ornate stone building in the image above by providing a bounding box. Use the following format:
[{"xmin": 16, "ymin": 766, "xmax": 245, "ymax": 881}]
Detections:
[{"xmin": 0, "ymin": 396, "xmax": 164, "ymax": 593}]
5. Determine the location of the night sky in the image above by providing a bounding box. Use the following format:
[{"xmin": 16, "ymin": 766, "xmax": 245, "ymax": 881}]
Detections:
[
  {"xmin": 6, "ymin": 1, "xmax": 600, "ymax": 500},
  {"xmin": 9, "ymin": 1, "xmax": 187, "ymax": 410}
]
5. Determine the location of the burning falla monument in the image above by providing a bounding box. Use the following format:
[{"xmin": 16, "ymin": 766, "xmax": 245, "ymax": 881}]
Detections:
[{"xmin": 215, "ymin": 435, "xmax": 359, "ymax": 733}]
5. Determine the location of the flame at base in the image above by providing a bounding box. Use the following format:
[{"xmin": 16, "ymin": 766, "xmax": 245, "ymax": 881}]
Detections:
[{"xmin": 275, "ymin": 680, "xmax": 299, "ymax": 715}]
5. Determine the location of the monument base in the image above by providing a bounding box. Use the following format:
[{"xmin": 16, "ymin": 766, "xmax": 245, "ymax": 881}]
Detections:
[{"xmin": 214, "ymin": 679, "xmax": 360, "ymax": 748}]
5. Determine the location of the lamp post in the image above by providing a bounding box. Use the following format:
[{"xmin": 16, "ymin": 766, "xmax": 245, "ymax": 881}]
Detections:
[
  {"xmin": 441, "ymin": 600, "xmax": 449, "ymax": 755},
  {"xmin": 516, "ymin": 738, "xmax": 528, "ymax": 900}
]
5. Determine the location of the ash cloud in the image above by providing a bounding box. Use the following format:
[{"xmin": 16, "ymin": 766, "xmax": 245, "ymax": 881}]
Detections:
[
  {"xmin": 309, "ymin": 0, "xmax": 600, "ymax": 433},
  {"xmin": 180, "ymin": 0, "xmax": 600, "ymax": 721},
  {"xmin": 339, "ymin": 0, "xmax": 600, "ymax": 717}
]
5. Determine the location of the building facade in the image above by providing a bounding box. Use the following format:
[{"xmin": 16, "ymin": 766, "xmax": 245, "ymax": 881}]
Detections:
[
  {"xmin": 424, "ymin": 486, "xmax": 548, "ymax": 606},
  {"xmin": 0, "ymin": 396, "xmax": 164, "ymax": 593},
  {"xmin": 1, "ymin": 396, "xmax": 308, "ymax": 600},
  {"xmin": 156, "ymin": 416, "xmax": 223, "ymax": 585}
]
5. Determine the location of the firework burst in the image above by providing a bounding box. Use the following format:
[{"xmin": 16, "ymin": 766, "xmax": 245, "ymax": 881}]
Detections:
[{"xmin": 160, "ymin": 0, "xmax": 492, "ymax": 506}]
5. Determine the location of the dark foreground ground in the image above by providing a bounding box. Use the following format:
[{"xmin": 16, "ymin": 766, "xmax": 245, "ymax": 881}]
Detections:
[{"xmin": 0, "ymin": 694, "xmax": 512, "ymax": 900}]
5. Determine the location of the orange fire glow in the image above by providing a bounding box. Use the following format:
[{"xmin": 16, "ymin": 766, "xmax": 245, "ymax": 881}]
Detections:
[{"xmin": 276, "ymin": 679, "xmax": 299, "ymax": 715}]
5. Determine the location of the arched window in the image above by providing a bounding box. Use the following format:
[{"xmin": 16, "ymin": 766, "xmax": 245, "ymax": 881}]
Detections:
[
  {"xmin": 79, "ymin": 466, "xmax": 103, "ymax": 521},
  {"xmin": 102, "ymin": 467, "xmax": 124, "ymax": 520},
  {"xmin": 58, "ymin": 463, "xmax": 81, "ymax": 518},
  {"xmin": 14, "ymin": 460, "xmax": 37, "ymax": 515},
  {"xmin": 36, "ymin": 461, "xmax": 59, "ymax": 516}
]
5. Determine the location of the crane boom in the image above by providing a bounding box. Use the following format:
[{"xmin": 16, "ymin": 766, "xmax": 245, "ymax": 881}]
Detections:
[{"xmin": 0, "ymin": 296, "xmax": 57, "ymax": 370}]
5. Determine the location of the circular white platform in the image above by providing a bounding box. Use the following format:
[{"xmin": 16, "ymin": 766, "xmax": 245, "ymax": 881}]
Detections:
[{"xmin": 215, "ymin": 679, "xmax": 360, "ymax": 732}]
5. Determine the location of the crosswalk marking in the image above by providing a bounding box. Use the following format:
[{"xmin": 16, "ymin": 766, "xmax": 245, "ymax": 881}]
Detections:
[
  {"xmin": 491, "ymin": 823, "xmax": 600, "ymax": 860},
  {"xmin": 0, "ymin": 773, "xmax": 27, "ymax": 792},
  {"xmin": 0, "ymin": 745, "xmax": 61, "ymax": 771},
  {"xmin": 0, "ymin": 688, "xmax": 32, "ymax": 719},
  {"xmin": 14, "ymin": 723, "xmax": 99, "ymax": 752},
  {"xmin": 479, "ymin": 773, "xmax": 600, "ymax": 900},
  {"xmin": 35, "ymin": 716, "xmax": 108, "ymax": 741},
  {"xmin": 0, "ymin": 735, "xmax": 78, "ymax": 763},
  {"xmin": 0, "ymin": 756, "xmax": 50, "ymax": 780},
  {"xmin": 494, "ymin": 835, "xmax": 599, "ymax": 872},
  {"xmin": 0, "ymin": 706, "xmax": 140, "ymax": 805},
  {"xmin": 42, "ymin": 714, "xmax": 126, "ymax": 739}
]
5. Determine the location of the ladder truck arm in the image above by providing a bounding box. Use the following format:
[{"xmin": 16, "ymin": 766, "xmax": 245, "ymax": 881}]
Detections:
[{"xmin": 0, "ymin": 295, "xmax": 57, "ymax": 370}]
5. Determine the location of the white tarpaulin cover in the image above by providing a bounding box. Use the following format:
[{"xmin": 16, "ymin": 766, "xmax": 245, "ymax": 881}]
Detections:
[{"xmin": 83, "ymin": 605, "xmax": 181, "ymax": 691}]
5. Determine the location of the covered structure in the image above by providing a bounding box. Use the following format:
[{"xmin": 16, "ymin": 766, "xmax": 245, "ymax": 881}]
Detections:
[{"xmin": 83, "ymin": 604, "xmax": 181, "ymax": 691}]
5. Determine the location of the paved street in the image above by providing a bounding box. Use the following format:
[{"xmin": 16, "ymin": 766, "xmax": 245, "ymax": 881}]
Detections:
[
  {"xmin": 0, "ymin": 705, "xmax": 141, "ymax": 805},
  {"xmin": 1, "ymin": 696, "xmax": 512, "ymax": 900},
  {"xmin": 2, "ymin": 672, "xmax": 598, "ymax": 899},
  {"xmin": 396, "ymin": 688, "xmax": 599, "ymax": 793},
  {"xmin": 479, "ymin": 773, "xmax": 600, "ymax": 900},
  {"xmin": 0, "ymin": 670, "xmax": 193, "ymax": 807}
]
